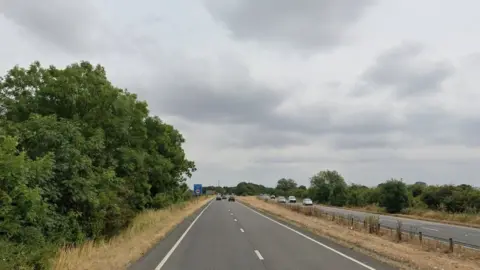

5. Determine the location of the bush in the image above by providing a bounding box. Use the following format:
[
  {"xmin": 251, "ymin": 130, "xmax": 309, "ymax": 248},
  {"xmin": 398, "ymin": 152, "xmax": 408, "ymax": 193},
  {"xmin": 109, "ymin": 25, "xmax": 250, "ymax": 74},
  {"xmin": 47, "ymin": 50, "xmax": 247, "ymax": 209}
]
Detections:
[
  {"xmin": 378, "ymin": 179, "xmax": 409, "ymax": 213},
  {"xmin": 0, "ymin": 61, "xmax": 196, "ymax": 269}
]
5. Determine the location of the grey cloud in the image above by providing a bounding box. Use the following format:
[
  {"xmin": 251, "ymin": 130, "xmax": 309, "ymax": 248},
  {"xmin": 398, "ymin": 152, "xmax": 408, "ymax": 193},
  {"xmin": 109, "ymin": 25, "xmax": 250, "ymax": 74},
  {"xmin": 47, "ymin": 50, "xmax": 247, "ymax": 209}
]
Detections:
[
  {"xmin": 404, "ymin": 106, "xmax": 480, "ymax": 147},
  {"xmin": 203, "ymin": 0, "xmax": 376, "ymax": 51},
  {"xmin": 330, "ymin": 108, "xmax": 401, "ymax": 135},
  {"xmin": 255, "ymin": 151, "xmax": 402, "ymax": 165},
  {"xmin": 141, "ymin": 55, "xmax": 407, "ymax": 149},
  {"xmin": 130, "ymin": 44, "xmax": 473, "ymax": 153},
  {"xmin": 160, "ymin": 78, "xmax": 284, "ymax": 126},
  {"xmin": 190, "ymin": 157, "xmax": 480, "ymax": 187},
  {"xmin": 1, "ymin": 0, "xmax": 139, "ymax": 55},
  {"xmin": 330, "ymin": 134, "xmax": 395, "ymax": 150},
  {"xmin": 2, "ymin": 0, "xmax": 105, "ymax": 53},
  {"xmin": 148, "ymin": 56, "xmax": 333, "ymax": 135},
  {"xmin": 356, "ymin": 43, "xmax": 455, "ymax": 97},
  {"xmin": 152, "ymin": 61, "xmax": 403, "ymax": 147},
  {"xmin": 229, "ymin": 128, "xmax": 312, "ymax": 149}
]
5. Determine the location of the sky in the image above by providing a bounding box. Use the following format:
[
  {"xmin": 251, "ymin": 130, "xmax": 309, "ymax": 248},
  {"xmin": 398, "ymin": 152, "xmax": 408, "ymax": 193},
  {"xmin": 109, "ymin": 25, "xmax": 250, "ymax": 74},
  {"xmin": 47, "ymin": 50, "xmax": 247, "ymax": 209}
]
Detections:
[{"xmin": 1, "ymin": 0, "xmax": 480, "ymax": 188}]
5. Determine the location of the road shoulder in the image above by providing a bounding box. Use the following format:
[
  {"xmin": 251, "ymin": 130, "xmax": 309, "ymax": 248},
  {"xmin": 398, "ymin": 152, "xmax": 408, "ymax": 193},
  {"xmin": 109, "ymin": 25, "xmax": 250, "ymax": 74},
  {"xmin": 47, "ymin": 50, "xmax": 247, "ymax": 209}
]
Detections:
[
  {"xmin": 127, "ymin": 200, "xmax": 212, "ymax": 270},
  {"xmin": 236, "ymin": 201, "xmax": 400, "ymax": 270}
]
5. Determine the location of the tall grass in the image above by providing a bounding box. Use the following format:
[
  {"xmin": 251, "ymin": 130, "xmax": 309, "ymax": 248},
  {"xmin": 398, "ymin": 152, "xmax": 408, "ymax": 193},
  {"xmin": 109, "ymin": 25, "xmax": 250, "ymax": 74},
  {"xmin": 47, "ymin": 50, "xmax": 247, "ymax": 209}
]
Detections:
[
  {"xmin": 53, "ymin": 197, "xmax": 211, "ymax": 270},
  {"xmin": 241, "ymin": 196, "xmax": 480, "ymax": 270}
]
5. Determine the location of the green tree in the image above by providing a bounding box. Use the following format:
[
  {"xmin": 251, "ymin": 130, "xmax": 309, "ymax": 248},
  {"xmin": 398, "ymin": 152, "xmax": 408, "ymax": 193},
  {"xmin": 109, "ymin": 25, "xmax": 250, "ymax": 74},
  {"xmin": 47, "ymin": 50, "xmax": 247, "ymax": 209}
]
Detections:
[
  {"xmin": 0, "ymin": 135, "xmax": 57, "ymax": 269},
  {"xmin": 309, "ymin": 170, "xmax": 347, "ymax": 206},
  {"xmin": 409, "ymin": 182, "xmax": 427, "ymax": 197},
  {"xmin": 378, "ymin": 179, "xmax": 409, "ymax": 213},
  {"xmin": 0, "ymin": 61, "xmax": 196, "ymax": 269},
  {"xmin": 276, "ymin": 178, "xmax": 297, "ymax": 194},
  {"xmin": 346, "ymin": 184, "xmax": 369, "ymax": 206},
  {"xmin": 293, "ymin": 188, "xmax": 308, "ymax": 199}
]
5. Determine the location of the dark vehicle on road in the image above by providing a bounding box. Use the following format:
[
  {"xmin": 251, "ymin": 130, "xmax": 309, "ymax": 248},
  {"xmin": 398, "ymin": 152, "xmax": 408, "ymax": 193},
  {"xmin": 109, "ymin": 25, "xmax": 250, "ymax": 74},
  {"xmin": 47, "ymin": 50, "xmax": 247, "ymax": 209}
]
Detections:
[
  {"xmin": 228, "ymin": 195, "xmax": 235, "ymax": 202},
  {"xmin": 216, "ymin": 194, "xmax": 222, "ymax": 200}
]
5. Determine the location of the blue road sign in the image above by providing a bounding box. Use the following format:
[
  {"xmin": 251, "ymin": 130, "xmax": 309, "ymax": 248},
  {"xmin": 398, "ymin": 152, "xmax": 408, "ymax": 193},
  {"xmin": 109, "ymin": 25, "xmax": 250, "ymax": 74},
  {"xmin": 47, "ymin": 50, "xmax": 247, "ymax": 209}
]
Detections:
[{"xmin": 193, "ymin": 184, "xmax": 202, "ymax": 196}]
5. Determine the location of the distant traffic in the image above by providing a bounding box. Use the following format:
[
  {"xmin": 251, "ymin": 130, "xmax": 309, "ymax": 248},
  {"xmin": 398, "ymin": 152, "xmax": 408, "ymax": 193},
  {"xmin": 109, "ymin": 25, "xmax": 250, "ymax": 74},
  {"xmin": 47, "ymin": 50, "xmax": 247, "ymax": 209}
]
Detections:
[
  {"xmin": 216, "ymin": 193, "xmax": 236, "ymax": 202},
  {"xmin": 258, "ymin": 194, "xmax": 314, "ymax": 206}
]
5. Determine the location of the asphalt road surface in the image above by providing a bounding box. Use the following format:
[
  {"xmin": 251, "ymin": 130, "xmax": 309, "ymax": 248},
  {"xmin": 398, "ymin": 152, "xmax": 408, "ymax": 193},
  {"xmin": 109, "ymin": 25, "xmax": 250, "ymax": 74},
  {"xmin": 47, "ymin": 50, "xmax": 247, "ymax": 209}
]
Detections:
[
  {"xmin": 130, "ymin": 199, "xmax": 397, "ymax": 270},
  {"xmin": 286, "ymin": 201, "xmax": 480, "ymax": 248}
]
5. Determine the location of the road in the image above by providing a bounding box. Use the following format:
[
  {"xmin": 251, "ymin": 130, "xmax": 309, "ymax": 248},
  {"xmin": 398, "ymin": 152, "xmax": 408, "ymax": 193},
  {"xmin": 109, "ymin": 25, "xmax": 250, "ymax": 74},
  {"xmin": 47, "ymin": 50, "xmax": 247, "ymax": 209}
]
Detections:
[
  {"xmin": 289, "ymin": 202, "xmax": 480, "ymax": 248},
  {"xmin": 129, "ymin": 199, "xmax": 396, "ymax": 270}
]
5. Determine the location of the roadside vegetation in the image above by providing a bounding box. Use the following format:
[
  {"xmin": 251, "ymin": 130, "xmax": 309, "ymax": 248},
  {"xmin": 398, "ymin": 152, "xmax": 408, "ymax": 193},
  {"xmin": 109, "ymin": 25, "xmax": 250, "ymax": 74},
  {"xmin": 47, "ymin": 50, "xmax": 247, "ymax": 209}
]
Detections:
[
  {"xmin": 239, "ymin": 196, "xmax": 480, "ymax": 270},
  {"xmin": 53, "ymin": 197, "xmax": 210, "ymax": 270},
  {"xmin": 0, "ymin": 62, "xmax": 196, "ymax": 269},
  {"xmin": 215, "ymin": 170, "xmax": 480, "ymax": 226}
]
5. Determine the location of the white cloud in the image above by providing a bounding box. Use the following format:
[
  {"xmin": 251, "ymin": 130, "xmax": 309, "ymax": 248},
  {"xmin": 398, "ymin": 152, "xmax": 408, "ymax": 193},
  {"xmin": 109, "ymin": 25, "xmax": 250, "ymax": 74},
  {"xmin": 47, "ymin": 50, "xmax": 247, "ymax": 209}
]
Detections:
[{"xmin": 1, "ymin": 0, "xmax": 480, "ymax": 187}]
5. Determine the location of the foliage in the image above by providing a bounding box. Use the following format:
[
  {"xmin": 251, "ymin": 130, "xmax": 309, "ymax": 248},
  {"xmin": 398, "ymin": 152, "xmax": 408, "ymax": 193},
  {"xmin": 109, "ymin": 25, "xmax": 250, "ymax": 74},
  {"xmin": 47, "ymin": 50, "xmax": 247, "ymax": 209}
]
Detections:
[
  {"xmin": 221, "ymin": 170, "xmax": 480, "ymax": 216},
  {"xmin": 309, "ymin": 170, "xmax": 347, "ymax": 206},
  {"xmin": 378, "ymin": 179, "xmax": 409, "ymax": 213},
  {"xmin": 275, "ymin": 178, "xmax": 297, "ymax": 194},
  {"xmin": 0, "ymin": 62, "xmax": 195, "ymax": 269},
  {"xmin": 234, "ymin": 182, "xmax": 272, "ymax": 196}
]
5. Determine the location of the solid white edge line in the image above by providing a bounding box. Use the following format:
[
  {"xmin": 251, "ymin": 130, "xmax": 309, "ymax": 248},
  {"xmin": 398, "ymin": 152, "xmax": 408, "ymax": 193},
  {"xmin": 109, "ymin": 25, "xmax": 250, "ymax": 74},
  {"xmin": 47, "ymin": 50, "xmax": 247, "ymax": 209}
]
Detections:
[
  {"xmin": 155, "ymin": 200, "xmax": 213, "ymax": 270},
  {"xmin": 240, "ymin": 228, "xmax": 245, "ymax": 232},
  {"xmin": 254, "ymin": 250, "xmax": 264, "ymax": 260},
  {"xmin": 238, "ymin": 202, "xmax": 376, "ymax": 270}
]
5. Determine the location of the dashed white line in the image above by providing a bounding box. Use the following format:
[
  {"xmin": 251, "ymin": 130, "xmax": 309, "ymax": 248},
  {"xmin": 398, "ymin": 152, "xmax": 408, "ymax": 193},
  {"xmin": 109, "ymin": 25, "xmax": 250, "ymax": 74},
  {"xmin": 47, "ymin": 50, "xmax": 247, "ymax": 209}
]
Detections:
[
  {"xmin": 422, "ymin": 227, "xmax": 439, "ymax": 232},
  {"xmin": 234, "ymin": 219, "xmax": 237, "ymax": 222},
  {"xmin": 238, "ymin": 202, "xmax": 376, "ymax": 270},
  {"xmin": 230, "ymin": 213, "xmax": 233, "ymax": 215},
  {"xmin": 240, "ymin": 228, "xmax": 245, "ymax": 232},
  {"xmin": 155, "ymin": 200, "xmax": 213, "ymax": 270},
  {"xmin": 254, "ymin": 250, "xmax": 264, "ymax": 260}
]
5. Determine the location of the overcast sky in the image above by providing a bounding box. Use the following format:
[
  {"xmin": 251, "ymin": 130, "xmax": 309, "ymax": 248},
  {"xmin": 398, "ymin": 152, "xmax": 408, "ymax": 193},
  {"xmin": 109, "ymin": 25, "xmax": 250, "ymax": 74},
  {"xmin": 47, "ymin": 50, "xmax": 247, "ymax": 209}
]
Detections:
[{"xmin": 2, "ymin": 0, "xmax": 480, "ymax": 188}]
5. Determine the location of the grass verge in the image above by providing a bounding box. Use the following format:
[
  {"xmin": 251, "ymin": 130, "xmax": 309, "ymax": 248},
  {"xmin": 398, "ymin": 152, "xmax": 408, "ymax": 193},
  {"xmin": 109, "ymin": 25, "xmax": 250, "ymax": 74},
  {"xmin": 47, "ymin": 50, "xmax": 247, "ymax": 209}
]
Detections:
[
  {"xmin": 238, "ymin": 196, "xmax": 480, "ymax": 270},
  {"xmin": 322, "ymin": 204, "xmax": 480, "ymax": 229},
  {"xmin": 53, "ymin": 197, "xmax": 211, "ymax": 270}
]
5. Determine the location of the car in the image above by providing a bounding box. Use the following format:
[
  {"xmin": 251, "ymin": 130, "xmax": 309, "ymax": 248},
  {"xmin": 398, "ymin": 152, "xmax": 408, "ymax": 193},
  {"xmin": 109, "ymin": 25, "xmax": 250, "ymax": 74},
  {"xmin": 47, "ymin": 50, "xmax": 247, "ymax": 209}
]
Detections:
[
  {"xmin": 221, "ymin": 194, "xmax": 227, "ymax": 200},
  {"xmin": 270, "ymin": 194, "xmax": 276, "ymax": 199},
  {"xmin": 228, "ymin": 195, "xmax": 235, "ymax": 202},
  {"xmin": 277, "ymin": 196, "xmax": 286, "ymax": 203},
  {"xmin": 302, "ymin": 198, "xmax": 313, "ymax": 206},
  {"xmin": 288, "ymin": 196, "xmax": 297, "ymax": 203},
  {"xmin": 216, "ymin": 194, "xmax": 222, "ymax": 200}
]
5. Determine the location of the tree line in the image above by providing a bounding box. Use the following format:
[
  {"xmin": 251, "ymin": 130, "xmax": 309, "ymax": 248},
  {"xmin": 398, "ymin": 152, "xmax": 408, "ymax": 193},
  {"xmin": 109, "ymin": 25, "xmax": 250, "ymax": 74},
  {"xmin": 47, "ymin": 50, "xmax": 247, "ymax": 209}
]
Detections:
[
  {"xmin": 0, "ymin": 62, "xmax": 195, "ymax": 269},
  {"xmin": 214, "ymin": 170, "xmax": 480, "ymax": 215}
]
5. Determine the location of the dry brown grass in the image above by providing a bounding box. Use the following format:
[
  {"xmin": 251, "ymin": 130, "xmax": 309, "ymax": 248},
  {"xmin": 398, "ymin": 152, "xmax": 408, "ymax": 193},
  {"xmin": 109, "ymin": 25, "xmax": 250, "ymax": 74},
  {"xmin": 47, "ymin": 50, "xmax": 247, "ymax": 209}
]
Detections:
[
  {"xmin": 53, "ymin": 197, "xmax": 211, "ymax": 270},
  {"xmin": 327, "ymin": 204, "xmax": 480, "ymax": 229},
  {"xmin": 239, "ymin": 196, "xmax": 480, "ymax": 270}
]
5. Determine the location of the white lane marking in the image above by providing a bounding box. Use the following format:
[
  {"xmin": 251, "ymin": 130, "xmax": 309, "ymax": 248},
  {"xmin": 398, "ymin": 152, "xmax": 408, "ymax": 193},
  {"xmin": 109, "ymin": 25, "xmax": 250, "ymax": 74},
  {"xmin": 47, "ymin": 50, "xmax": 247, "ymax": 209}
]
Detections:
[
  {"xmin": 254, "ymin": 250, "xmax": 264, "ymax": 260},
  {"xmin": 230, "ymin": 213, "xmax": 233, "ymax": 215},
  {"xmin": 155, "ymin": 200, "xmax": 213, "ymax": 270},
  {"xmin": 228, "ymin": 209, "xmax": 231, "ymax": 211},
  {"xmin": 239, "ymin": 203, "xmax": 376, "ymax": 270},
  {"xmin": 234, "ymin": 219, "xmax": 237, "ymax": 222},
  {"xmin": 422, "ymin": 227, "xmax": 439, "ymax": 232},
  {"xmin": 240, "ymin": 228, "xmax": 245, "ymax": 232}
]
